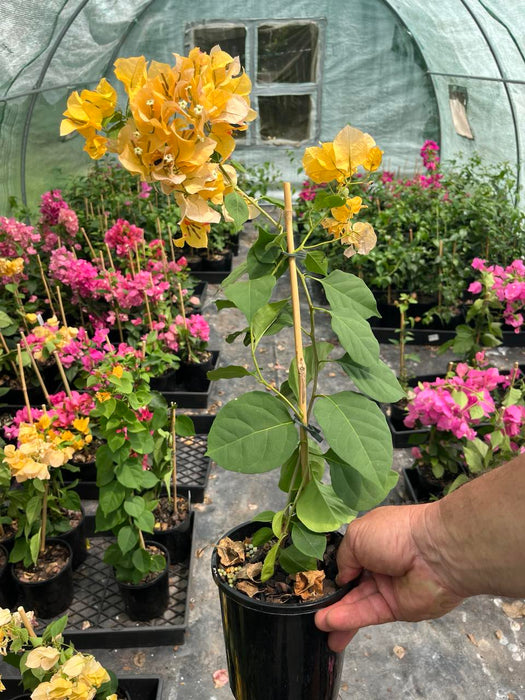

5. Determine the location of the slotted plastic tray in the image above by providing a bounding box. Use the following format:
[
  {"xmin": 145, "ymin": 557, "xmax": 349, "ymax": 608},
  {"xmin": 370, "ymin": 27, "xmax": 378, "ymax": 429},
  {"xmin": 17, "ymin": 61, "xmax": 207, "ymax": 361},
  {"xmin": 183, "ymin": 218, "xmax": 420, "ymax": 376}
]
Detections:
[{"xmin": 27, "ymin": 512, "xmax": 196, "ymax": 648}]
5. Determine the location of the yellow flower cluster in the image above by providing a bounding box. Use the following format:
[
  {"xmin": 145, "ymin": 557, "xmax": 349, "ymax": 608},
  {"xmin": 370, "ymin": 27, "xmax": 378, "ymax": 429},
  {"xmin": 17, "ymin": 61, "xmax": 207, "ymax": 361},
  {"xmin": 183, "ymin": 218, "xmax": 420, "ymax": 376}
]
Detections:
[
  {"xmin": 2, "ymin": 416, "xmax": 90, "ymax": 483},
  {"xmin": 61, "ymin": 46, "xmax": 256, "ymax": 249},
  {"xmin": 303, "ymin": 124, "xmax": 382, "ymax": 257},
  {"xmin": 30, "ymin": 652, "xmax": 111, "ymax": 700},
  {"xmin": 0, "ymin": 257, "xmax": 24, "ymax": 278},
  {"xmin": 28, "ymin": 316, "xmax": 78, "ymax": 361}
]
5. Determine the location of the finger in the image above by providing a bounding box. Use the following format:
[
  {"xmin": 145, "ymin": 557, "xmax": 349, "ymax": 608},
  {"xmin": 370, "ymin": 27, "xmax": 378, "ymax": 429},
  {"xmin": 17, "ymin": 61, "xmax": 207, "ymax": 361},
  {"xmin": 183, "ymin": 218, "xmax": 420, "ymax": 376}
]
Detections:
[
  {"xmin": 327, "ymin": 628, "xmax": 358, "ymax": 653},
  {"xmin": 316, "ymin": 589, "xmax": 395, "ymax": 632}
]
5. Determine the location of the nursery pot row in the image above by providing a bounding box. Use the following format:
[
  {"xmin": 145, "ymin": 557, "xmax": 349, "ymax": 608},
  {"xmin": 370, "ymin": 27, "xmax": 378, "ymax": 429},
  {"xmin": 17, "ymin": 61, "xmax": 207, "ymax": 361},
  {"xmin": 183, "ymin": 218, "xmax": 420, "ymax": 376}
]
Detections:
[{"xmin": 212, "ymin": 521, "xmax": 354, "ymax": 700}]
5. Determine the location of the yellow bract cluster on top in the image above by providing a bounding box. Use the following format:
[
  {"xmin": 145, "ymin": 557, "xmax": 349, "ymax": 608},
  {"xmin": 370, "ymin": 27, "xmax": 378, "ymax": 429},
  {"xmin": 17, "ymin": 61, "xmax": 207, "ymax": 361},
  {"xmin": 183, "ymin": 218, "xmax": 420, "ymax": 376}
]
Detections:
[
  {"xmin": 0, "ymin": 257, "xmax": 24, "ymax": 279},
  {"xmin": 60, "ymin": 46, "xmax": 256, "ymax": 249},
  {"xmin": 303, "ymin": 124, "xmax": 383, "ymax": 258}
]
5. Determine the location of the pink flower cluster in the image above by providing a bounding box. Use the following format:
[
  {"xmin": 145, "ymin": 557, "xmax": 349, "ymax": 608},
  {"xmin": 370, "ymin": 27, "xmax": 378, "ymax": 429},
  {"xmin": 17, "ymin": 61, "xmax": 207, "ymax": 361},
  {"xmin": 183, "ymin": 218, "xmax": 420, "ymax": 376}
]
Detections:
[
  {"xmin": 105, "ymin": 219, "xmax": 145, "ymax": 256},
  {"xmin": 404, "ymin": 361, "xmax": 522, "ymax": 442},
  {"xmin": 49, "ymin": 247, "xmax": 101, "ymax": 303},
  {"xmin": 420, "ymin": 140, "xmax": 440, "ymax": 171},
  {"xmin": 4, "ymin": 390, "xmax": 95, "ymax": 441},
  {"xmin": 159, "ymin": 314, "xmax": 210, "ymax": 353},
  {"xmin": 58, "ymin": 326, "xmax": 141, "ymax": 372},
  {"xmin": 39, "ymin": 190, "xmax": 79, "ymax": 252},
  {"xmin": 0, "ymin": 216, "xmax": 40, "ymax": 261},
  {"xmin": 98, "ymin": 265, "xmax": 170, "ymax": 309},
  {"xmin": 298, "ymin": 180, "xmax": 325, "ymax": 204},
  {"xmin": 468, "ymin": 258, "xmax": 525, "ymax": 333}
]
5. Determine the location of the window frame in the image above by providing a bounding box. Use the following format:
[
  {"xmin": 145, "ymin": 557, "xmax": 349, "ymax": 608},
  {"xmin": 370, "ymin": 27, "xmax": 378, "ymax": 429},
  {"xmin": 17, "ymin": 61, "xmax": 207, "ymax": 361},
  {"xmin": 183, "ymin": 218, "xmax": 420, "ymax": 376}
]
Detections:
[{"xmin": 185, "ymin": 17, "xmax": 326, "ymax": 146}]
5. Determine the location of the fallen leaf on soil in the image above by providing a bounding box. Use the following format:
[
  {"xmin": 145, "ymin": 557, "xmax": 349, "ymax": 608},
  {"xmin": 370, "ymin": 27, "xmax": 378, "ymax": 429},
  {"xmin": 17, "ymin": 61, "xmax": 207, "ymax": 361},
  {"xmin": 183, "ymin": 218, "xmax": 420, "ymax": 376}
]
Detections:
[
  {"xmin": 237, "ymin": 562, "xmax": 262, "ymax": 581},
  {"xmin": 133, "ymin": 652, "xmax": 146, "ymax": 668},
  {"xmin": 502, "ymin": 601, "xmax": 525, "ymax": 618},
  {"xmin": 248, "ymin": 503, "xmax": 258, "ymax": 510},
  {"xmin": 340, "ymin": 683, "xmax": 349, "ymax": 692},
  {"xmin": 466, "ymin": 633, "xmax": 478, "ymax": 646},
  {"xmin": 217, "ymin": 537, "xmax": 245, "ymax": 566},
  {"xmin": 294, "ymin": 570, "xmax": 325, "ymax": 600},
  {"xmin": 236, "ymin": 581, "xmax": 259, "ymax": 597},
  {"xmin": 393, "ymin": 645, "xmax": 406, "ymax": 659},
  {"xmin": 495, "ymin": 630, "xmax": 504, "ymax": 640},
  {"xmin": 328, "ymin": 372, "xmax": 336, "ymax": 377},
  {"xmin": 195, "ymin": 546, "xmax": 208, "ymax": 559},
  {"xmin": 212, "ymin": 669, "xmax": 229, "ymax": 688},
  {"xmin": 81, "ymin": 621, "xmax": 91, "ymax": 630}
]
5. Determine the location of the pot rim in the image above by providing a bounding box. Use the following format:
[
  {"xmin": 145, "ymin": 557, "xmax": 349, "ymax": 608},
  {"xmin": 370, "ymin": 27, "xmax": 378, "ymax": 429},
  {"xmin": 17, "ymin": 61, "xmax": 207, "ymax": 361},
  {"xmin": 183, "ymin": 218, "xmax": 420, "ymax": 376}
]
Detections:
[
  {"xmin": 211, "ymin": 520, "xmax": 355, "ymax": 615},
  {"xmin": 12, "ymin": 537, "xmax": 72, "ymax": 588},
  {"xmin": 117, "ymin": 540, "xmax": 170, "ymax": 590}
]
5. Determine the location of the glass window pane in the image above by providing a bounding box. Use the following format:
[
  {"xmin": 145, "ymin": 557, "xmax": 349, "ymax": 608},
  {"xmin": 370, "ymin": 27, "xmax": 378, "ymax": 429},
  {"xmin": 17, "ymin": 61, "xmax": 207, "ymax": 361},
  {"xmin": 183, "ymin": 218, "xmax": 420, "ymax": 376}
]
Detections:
[
  {"xmin": 257, "ymin": 23, "xmax": 318, "ymax": 84},
  {"xmin": 192, "ymin": 24, "xmax": 246, "ymax": 67},
  {"xmin": 258, "ymin": 95, "xmax": 311, "ymax": 141}
]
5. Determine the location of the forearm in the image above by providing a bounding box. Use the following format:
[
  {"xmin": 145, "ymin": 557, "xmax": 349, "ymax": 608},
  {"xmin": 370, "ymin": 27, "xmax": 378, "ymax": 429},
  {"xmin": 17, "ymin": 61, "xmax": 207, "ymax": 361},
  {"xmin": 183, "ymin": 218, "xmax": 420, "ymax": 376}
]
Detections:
[{"xmin": 417, "ymin": 454, "xmax": 525, "ymax": 599}]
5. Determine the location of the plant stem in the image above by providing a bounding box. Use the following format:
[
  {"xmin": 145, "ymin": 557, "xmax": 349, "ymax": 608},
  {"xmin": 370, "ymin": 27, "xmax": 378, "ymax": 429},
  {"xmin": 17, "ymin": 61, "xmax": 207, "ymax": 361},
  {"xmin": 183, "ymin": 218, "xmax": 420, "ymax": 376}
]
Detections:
[
  {"xmin": 40, "ymin": 481, "xmax": 49, "ymax": 555},
  {"xmin": 284, "ymin": 183, "xmax": 310, "ymax": 489},
  {"xmin": 170, "ymin": 403, "xmax": 178, "ymax": 507},
  {"xmin": 138, "ymin": 529, "xmax": 146, "ymax": 550},
  {"xmin": 17, "ymin": 344, "xmax": 32, "ymax": 420},
  {"xmin": 234, "ymin": 185, "xmax": 280, "ymax": 228}
]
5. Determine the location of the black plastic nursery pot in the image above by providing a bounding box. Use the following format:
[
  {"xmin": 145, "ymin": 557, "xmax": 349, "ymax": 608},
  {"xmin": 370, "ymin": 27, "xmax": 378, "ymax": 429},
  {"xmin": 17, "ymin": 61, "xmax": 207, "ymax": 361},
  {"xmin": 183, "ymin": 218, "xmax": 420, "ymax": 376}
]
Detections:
[
  {"xmin": 211, "ymin": 521, "xmax": 354, "ymax": 700},
  {"xmin": 0, "ymin": 543, "xmax": 18, "ymax": 609},
  {"xmin": 55, "ymin": 507, "xmax": 88, "ymax": 570},
  {"xmin": 117, "ymin": 541, "xmax": 170, "ymax": 621},
  {"xmin": 202, "ymin": 249, "xmax": 233, "ymax": 273},
  {"xmin": 152, "ymin": 499, "xmax": 192, "ymax": 564},
  {"xmin": 177, "ymin": 352, "xmax": 216, "ymax": 392},
  {"xmin": 151, "ymin": 350, "xmax": 219, "ymax": 408},
  {"xmin": 12, "ymin": 538, "xmax": 74, "ymax": 618}
]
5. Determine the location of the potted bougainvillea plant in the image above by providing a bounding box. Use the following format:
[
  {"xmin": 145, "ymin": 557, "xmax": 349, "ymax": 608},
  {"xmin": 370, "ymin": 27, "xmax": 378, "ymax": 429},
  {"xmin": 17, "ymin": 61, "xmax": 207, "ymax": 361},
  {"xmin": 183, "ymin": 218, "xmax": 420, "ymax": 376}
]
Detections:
[{"xmin": 61, "ymin": 46, "xmax": 403, "ymax": 700}]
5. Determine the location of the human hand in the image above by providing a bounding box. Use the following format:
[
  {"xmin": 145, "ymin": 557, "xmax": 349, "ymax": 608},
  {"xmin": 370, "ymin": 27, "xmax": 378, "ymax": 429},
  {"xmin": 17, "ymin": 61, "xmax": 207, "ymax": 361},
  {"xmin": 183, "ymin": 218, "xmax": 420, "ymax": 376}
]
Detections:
[{"xmin": 315, "ymin": 504, "xmax": 465, "ymax": 652}]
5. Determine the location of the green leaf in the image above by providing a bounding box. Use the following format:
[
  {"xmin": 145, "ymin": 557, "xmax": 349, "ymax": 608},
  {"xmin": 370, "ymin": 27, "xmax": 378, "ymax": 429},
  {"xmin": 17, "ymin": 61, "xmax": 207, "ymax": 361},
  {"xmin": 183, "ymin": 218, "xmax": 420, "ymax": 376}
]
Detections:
[
  {"xmin": 451, "ymin": 390, "xmax": 468, "ymax": 409},
  {"xmin": 272, "ymin": 510, "xmax": 285, "ymax": 538},
  {"xmin": 278, "ymin": 443, "xmax": 325, "ymax": 492},
  {"xmin": 215, "ymin": 299, "xmax": 236, "ymax": 311},
  {"xmin": 175, "ymin": 415, "xmax": 195, "ymax": 437},
  {"xmin": 279, "ymin": 544, "xmax": 318, "ymax": 576},
  {"xmin": 99, "ymin": 482, "xmax": 127, "ymax": 514},
  {"xmin": 135, "ymin": 510, "xmax": 155, "ymax": 533},
  {"xmin": 291, "ymin": 523, "xmax": 327, "ymax": 559},
  {"xmin": 288, "ymin": 342, "xmax": 333, "ymax": 401},
  {"xmin": 503, "ymin": 386, "xmax": 522, "ymax": 407},
  {"xmin": 327, "ymin": 448, "xmax": 399, "ymax": 511},
  {"xmin": 26, "ymin": 496, "xmax": 42, "ymax": 526},
  {"xmin": 128, "ymin": 429, "xmax": 154, "ymax": 454},
  {"xmin": 206, "ymin": 391, "xmax": 299, "ymax": 473},
  {"xmin": 463, "ymin": 438, "xmax": 489, "ymax": 474},
  {"xmin": 445, "ymin": 473, "xmax": 471, "ymax": 494},
  {"xmin": 313, "ymin": 191, "xmax": 346, "ymax": 210},
  {"xmin": 42, "ymin": 616, "xmax": 68, "ymax": 642},
  {"xmin": 320, "ymin": 270, "xmax": 379, "ymax": 318},
  {"xmin": 251, "ymin": 299, "xmax": 292, "ymax": 346},
  {"xmin": 296, "ymin": 480, "xmax": 355, "ymax": 532},
  {"xmin": 261, "ymin": 543, "xmax": 279, "ymax": 582},
  {"xmin": 107, "ymin": 433, "xmax": 126, "ymax": 452},
  {"xmin": 224, "ymin": 191, "xmax": 250, "ymax": 232},
  {"xmin": 337, "ymin": 354, "xmax": 405, "ymax": 403},
  {"xmin": 116, "ymin": 461, "xmax": 144, "ymax": 488},
  {"xmin": 304, "ymin": 252, "xmax": 328, "ymax": 276},
  {"xmin": 0, "ymin": 311, "xmax": 14, "ymax": 329},
  {"xmin": 224, "ymin": 275, "xmax": 276, "ymax": 323},
  {"xmin": 247, "ymin": 227, "xmax": 281, "ymax": 279},
  {"xmin": 314, "ymin": 392, "xmax": 393, "ymax": 483},
  {"xmin": 252, "ymin": 510, "xmax": 275, "ymax": 523},
  {"xmin": 124, "ymin": 496, "xmax": 146, "ymax": 518},
  {"xmin": 330, "ymin": 308, "xmax": 380, "ymax": 367},
  {"xmin": 98, "ymin": 398, "xmax": 116, "ymax": 418},
  {"xmin": 29, "ymin": 531, "xmax": 41, "ymax": 566},
  {"xmin": 118, "ymin": 526, "xmax": 138, "ymax": 554},
  {"xmin": 251, "ymin": 526, "xmax": 274, "ymax": 546},
  {"xmin": 207, "ymin": 365, "xmax": 253, "ymax": 380},
  {"xmin": 221, "ymin": 261, "xmax": 247, "ymax": 288},
  {"xmin": 132, "ymin": 547, "xmax": 151, "ymax": 573}
]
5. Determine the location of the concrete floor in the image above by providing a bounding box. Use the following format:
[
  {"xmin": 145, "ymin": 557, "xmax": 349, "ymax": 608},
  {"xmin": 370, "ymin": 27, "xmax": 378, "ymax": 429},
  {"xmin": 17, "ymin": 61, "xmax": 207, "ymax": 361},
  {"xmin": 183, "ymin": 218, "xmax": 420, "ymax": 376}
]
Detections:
[{"xmin": 5, "ymin": 229, "xmax": 525, "ymax": 699}]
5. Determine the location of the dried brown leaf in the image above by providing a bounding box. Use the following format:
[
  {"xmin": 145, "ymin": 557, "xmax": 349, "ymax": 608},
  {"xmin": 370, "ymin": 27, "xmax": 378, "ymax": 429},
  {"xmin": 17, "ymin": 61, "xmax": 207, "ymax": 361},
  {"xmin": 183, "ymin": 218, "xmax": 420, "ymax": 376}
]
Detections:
[
  {"xmin": 236, "ymin": 581, "xmax": 259, "ymax": 598},
  {"xmin": 217, "ymin": 537, "xmax": 245, "ymax": 566},
  {"xmin": 466, "ymin": 633, "xmax": 478, "ymax": 646},
  {"xmin": 294, "ymin": 570, "xmax": 325, "ymax": 600},
  {"xmin": 133, "ymin": 652, "xmax": 146, "ymax": 668},
  {"xmin": 495, "ymin": 629, "xmax": 504, "ymax": 640},
  {"xmin": 236, "ymin": 562, "xmax": 263, "ymax": 581},
  {"xmin": 81, "ymin": 621, "xmax": 91, "ymax": 630},
  {"xmin": 502, "ymin": 600, "xmax": 525, "ymax": 618},
  {"xmin": 393, "ymin": 645, "xmax": 406, "ymax": 659}
]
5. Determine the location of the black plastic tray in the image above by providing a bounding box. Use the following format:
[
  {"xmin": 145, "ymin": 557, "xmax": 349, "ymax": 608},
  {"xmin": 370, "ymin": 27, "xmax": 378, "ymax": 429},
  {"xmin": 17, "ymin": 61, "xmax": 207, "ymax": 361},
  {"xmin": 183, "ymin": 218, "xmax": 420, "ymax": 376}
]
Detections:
[
  {"xmin": 383, "ymin": 407, "xmax": 428, "ymax": 449},
  {"xmin": 157, "ymin": 350, "xmax": 219, "ymax": 408},
  {"xmin": 70, "ymin": 415, "xmax": 214, "ymax": 502},
  {"xmin": 190, "ymin": 267, "xmax": 232, "ymax": 284},
  {"xmin": 0, "ymin": 676, "xmax": 162, "ymax": 700},
  {"xmin": 17, "ymin": 512, "xmax": 196, "ymax": 648}
]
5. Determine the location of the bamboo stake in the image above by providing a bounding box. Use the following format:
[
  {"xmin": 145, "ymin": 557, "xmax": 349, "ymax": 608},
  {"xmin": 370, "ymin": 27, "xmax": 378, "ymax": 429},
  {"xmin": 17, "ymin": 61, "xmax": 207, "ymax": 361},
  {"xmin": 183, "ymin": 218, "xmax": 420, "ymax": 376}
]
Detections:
[
  {"xmin": 17, "ymin": 344, "xmax": 32, "ymax": 421},
  {"xmin": 438, "ymin": 240, "xmax": 444, "ymax": 308},
  {"xmin": 53, "ymin": 351, "xmax": 73, "ymax": 399},
  {"xmin": 283, "ymin": 183, "xmax": 309, "ymax": 485},
  {"xmin": 37, "ymin": 255, "xmax": 57, "ymax": 316},
  {"xmin": 81, "ymin": 227, "xmax": 97, "ymax": 259},
  {"xmin": 17, "ymin": 607, "xmax": 37, "ymax": 638},
  {"xmin": 55, "ymin": 286, "xmax": 67, "ymax": 328},
  {"xmin": 167, "ymin": 223, "xmax": 176, "ymax": 263},
  {"xmin": 143, "ymin": 291, "xmax": 154, "ymax": 332},
  {"xmin": 104, "ymin": 243, "xmax": 115, "ymax": 271},
  {"xmin": 170, "ymin": 404, "xmax": 178, "ymax": 507},
  {"xmin": 40, "ymin": 481, "xmax": 49, "ymax": 555},
  {"xmin": 20, "ymin": 332, "xmax": 50, "ymax": 404},
  {"xmin": 177, "ymin": 282, "xmax": 187, "ymax": 322}
]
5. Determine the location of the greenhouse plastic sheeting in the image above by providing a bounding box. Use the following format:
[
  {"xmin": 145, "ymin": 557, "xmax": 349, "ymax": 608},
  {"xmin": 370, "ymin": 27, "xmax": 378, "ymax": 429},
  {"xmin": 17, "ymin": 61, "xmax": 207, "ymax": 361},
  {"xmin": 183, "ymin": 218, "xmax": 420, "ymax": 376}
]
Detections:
[{"xmin": 0, "ymin": 0, "xmax": 524, "ymax": 212}]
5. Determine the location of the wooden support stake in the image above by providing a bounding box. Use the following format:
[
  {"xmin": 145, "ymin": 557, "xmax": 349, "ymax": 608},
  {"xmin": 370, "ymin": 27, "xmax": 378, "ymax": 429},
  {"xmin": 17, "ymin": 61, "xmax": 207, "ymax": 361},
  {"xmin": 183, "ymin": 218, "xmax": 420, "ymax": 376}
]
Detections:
[
  {"xmin": 37, "ymin": 255, "xmax": 57, "ymax": 317},
  {"xmin": 53, "ymin": 351, "xmax": 73, "ymax": 399},
  {"xmin": 17, "ymin": 344, "xmax": 33, "ymax": 422},
  {"xmin": 17, "ymin": 607, "xmax": 37, "ymax": 638},
  {"xmin": 56, "ymin": 286, "xmax": 67, "ymax": 328},
  {"xmin": 81, "ymin": 227, "xmax": 97, "ymax": 259},
  {"xmin": 20, "ymin": 332, "xmax": 50, "ymax": 404},
  {"xmin": 171, "ymin": 403, "xmax": 178, "ymax": 507}
]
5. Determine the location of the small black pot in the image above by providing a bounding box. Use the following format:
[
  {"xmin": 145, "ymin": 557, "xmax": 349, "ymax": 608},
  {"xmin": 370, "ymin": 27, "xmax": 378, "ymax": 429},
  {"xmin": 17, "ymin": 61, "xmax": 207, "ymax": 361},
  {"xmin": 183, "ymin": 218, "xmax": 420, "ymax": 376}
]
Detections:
[
  {"xmin": 152, "ymin": 500, "xmax": 192, "ymax": 564},
  {"xmin": 212, "ymin": 521, "xmax": 354, "ymax": 700},
  {"xmin": 177, "ymin": 354, "xmax": 214, "ymax": 392},
  {"xmin": 54, "ymin": 508, "xmax": 88, "ymax": 569},
  {"xmin": 13, "ymin": 538, "xmax": 74, "ymax": 618},
  {"xmin": 0, "ymin": 543, "xmax": 18, "ymax": 608},
  {"xmin": 117, "ymin": 541, "xmax": 170, "ymax": 621},
  {"xmin": 202, "ymin": 250, "xmax": 232, "ymax": 272},
  {"xmin": 186, "ymin": 254, "xmax": 205, "ymax": 273}
]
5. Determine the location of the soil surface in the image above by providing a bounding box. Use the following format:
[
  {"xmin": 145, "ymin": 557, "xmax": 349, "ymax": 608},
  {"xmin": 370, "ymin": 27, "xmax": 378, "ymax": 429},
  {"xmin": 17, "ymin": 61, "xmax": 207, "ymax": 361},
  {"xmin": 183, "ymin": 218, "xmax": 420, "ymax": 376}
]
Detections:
[
  {"xmin": 0, "ymin": 519, "xmax": 17, "ymax": 544},
  {"xmin": 216, "ymin": 532, "xmax": 341, "ymax": 604},
  {"xmin": 153, "ymin": 495, "xmax": 190, "ymax": 530},
  {"xmin": 139, "ymin": 544, "xmax": 166, "ymax": 584},
  {"xmin": 13, "ymin": 541, "xmax": 70, "ymax": 583},
  {"xmin": 70, "ymin": 438, "xmax": 104, "ymax": 464}
]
